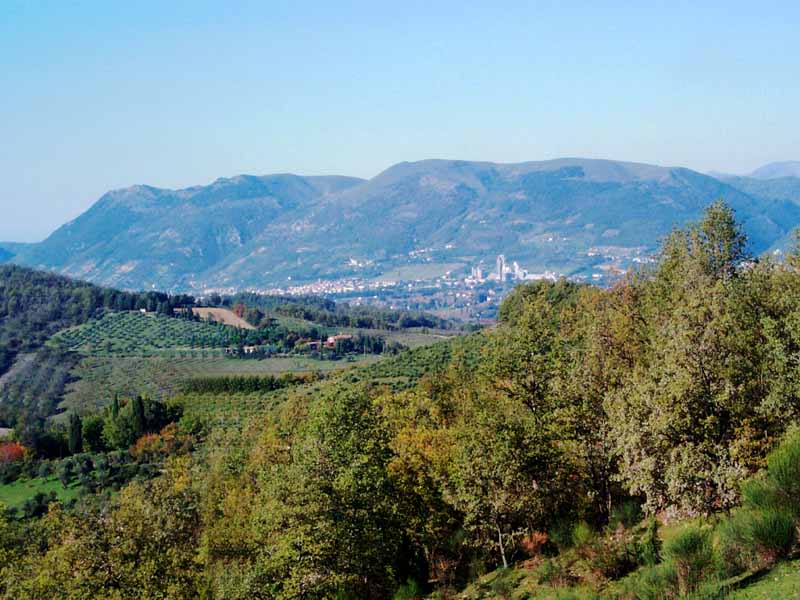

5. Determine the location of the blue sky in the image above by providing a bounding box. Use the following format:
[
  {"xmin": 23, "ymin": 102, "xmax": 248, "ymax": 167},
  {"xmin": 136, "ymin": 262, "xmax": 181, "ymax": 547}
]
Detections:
[{"xmin": 1, "ymin": 1, "xmax": 798, "ymax": 241}]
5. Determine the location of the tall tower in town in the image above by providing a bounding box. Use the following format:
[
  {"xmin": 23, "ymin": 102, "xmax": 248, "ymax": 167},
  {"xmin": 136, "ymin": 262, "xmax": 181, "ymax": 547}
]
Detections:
[{"xmin": 496, "ymin": 254, "xmax": 506, "ymax": 282}]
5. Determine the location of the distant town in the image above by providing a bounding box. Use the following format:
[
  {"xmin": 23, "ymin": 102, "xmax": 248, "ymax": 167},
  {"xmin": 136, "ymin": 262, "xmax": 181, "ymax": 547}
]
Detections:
[{"xmin": 198, "ymin": 249, "xmax": 657, "ymax": 322}]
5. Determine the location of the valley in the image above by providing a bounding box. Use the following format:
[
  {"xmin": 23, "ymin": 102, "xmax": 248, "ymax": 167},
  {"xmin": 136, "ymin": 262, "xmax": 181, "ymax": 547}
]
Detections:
[
  {"xmin": 3, "ymin": 203, "xmax": 800, "ymax": 598},
  {"xmin": 5, "ymin": 159, "xmax": 799, "ymax": 309}
]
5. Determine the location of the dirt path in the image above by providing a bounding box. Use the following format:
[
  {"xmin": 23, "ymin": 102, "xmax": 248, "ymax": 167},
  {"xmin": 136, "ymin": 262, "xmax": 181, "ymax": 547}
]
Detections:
[{"xmin": 192, "ymin": 307, "xmax": 256, "ymax": 330}]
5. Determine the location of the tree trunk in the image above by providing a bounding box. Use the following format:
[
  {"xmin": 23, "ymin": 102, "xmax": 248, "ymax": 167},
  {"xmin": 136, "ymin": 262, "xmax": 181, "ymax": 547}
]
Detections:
[{"xmin": 497, "ymin": 525, "xmax": 508, "ymax": 568}]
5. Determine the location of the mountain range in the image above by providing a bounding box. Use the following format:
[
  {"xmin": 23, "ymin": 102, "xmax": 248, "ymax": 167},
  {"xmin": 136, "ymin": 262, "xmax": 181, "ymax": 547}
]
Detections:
[{"xmin": 4, "ymin": 158, "xmax": 800, "ymax": 291}]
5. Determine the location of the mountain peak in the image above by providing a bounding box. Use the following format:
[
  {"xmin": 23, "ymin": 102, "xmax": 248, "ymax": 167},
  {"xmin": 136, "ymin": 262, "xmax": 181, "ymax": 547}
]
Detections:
[
  {"xmin": 750, "ymin": 161, "xmax": 800, "ymax": 180},
  {"xmin": 11, "ymin": 157, "xmax": 800, "ymax": 291},
  {"xmin": 374, "ymin": 157, "xmax": 679, "ymax": 185}
]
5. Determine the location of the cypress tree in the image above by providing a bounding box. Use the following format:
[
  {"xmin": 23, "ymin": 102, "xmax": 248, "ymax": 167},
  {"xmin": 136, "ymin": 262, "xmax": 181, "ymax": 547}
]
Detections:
[
  {"xmin": 132, "ymin": 395, "xmax": 146, "ymax": 437},
  {"xmin": 111, "ymin": 394, "xmax": 120, "ymax": 420},
  {"xmin": 68, "ymin": 413, "xmax": 83, "ymax": 455}
]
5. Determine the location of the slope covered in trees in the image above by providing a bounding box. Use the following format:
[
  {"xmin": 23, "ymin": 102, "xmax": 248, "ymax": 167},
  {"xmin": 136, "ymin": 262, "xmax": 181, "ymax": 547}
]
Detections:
[
  {"xmin": 225, "ymin": 292, "xmax": 455, "ymax": 331},
  {"xmin": 2, "ymin": 202, "xmax": 800, "ymax": 598},
  {"xmin": 0, "ymin": 265, "xmax": 192, "ymax": 374},
  {"xmin": 13, "ymin": 159, "xmax": 800, "ymax": 290}
]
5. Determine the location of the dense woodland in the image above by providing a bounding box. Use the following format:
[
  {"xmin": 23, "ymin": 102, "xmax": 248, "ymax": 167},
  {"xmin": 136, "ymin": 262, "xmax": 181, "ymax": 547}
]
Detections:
[
  {"xmin": 220, "ymin": 292, "xmax": 457, "ymax": 331},
  {"xmin": 2, "ymin": 202, "xmax": 800, "ymax": 598}
]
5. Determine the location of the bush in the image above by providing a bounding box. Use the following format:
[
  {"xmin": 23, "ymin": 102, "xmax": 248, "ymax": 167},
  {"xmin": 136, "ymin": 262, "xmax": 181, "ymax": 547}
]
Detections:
[
  {"xmin": 536, "ymin": 558, "xmax": 573, "ymax": 588},
  {"xmin": 715, "ymin": 516, "xmax": 758, "ymax": 577},
  {"xmin": 635, "ymin": 519, "xmax": 661, "ymax": 567},
  {"xmin": 487, "ymin": 571, "xmax": 518, "ymax": 598},
  {"xmin": 745, "ymin": 509, "xmax": 795, "ymax": 564},
  {"xmin": 572, "ymin": 522, "xmax": 594, "ymax": 547},
  {"xmin": 551, "ymin": 588, "xmax": 603, "ymax": 600},
  {"xmin": 739, "ymin": 477, "xmax": 783, "ymax": 514},
  {"xmin": 549, "ymin": 520, "xmax": 578, "ymax": 551},
  {"xmin": 764, "ymin": 428, "xmax": 800, "ymax": 517},
  {"xmin": 22, "ymin": 491, "xmax": 57, "ymax": 519},
  {"xmin": 578, "ymin": 533, "xmax": 640, "ymax": 581},
  {"xmin": 717, "ymin": 508, "xmax": 794, "ymax": 571},
  {"xmin": 392, "ymin": 579, "xmax": 421, "ymax": 600},
  {"xmin": 714, "ymin": 430, "xmax": 800, "ymax": 575},
  {"xmin": 609, "ymin": 500, "xmax": 643, "ymax": 530},
  {"xmin": 618, "ymin": 561, "xmax": 679, "ymax": 600},
  {"xmin": 0, "ymin": 441, "xmax": 26, "ymax": 464},
  {"xmin": 663, "ymin": 527, "xmax": 714, "ymax": 596},
  {"xmin": 37, "ymin": 460, "xmax": 52, "ymax": 478},
  {"xmin": 0, "ymin": 461, "xmax": 22, "ymax": 484}
]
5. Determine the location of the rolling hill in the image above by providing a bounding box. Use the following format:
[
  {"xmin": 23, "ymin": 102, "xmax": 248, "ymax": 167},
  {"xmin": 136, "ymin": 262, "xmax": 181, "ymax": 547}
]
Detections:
[
  {"xmin": 11, "ymin": 158, "xmax": 800, "ymax": 290},
  {"xmin": 749, "ymin": 160, "xmax": 800, "ymax": 179},
  {"xmin": 713, "ymin": 168, "xmax": 800, "ymax": 252}
]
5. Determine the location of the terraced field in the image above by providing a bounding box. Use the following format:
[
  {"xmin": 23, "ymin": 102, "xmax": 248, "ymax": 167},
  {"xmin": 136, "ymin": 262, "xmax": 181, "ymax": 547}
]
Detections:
[{"xmin": 49, "ymin": 311, "xmax": 242, "ymax": 356}]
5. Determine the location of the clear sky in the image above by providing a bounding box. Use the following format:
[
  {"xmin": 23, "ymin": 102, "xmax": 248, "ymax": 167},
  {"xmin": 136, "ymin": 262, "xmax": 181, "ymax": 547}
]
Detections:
[{"xmin": 1, "ymin": 1, "xmax": 798, "ymax": 241}]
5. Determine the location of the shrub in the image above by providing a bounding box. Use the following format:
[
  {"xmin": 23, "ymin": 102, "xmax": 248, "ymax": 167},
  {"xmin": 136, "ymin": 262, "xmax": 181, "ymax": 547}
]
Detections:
[
  {"xmin": 618, "ymin": 561, "xmax": 679, "ymax": 600},
  {"xmin": 536, "ymin": 558, "xmax": 573, "ymax": 588},
  {"xmin": 549, "ymin": 520, "xmax": 577, "ymax": 551},
  {"xmin": 715, "ymin": 516, "xmax": 758, "ymax": 577},
  {"xmin": 578, "ymin": 533, "xmax": 640, "ymax": 581},
  {"xmin": 572, "ymin": 522, "xmax": 594, "ymax": 547},
  {"xmin": 487, "ymin": 571, "xmax": 517, "ymax": 599},
  {"xmin": 392, "ymin": 579, "xmax": 421, "ymax": 600},
  {"xmin": 609, "ymin": 500, "xmax": 643, "ymax": 530},
  {"xmin": 37, "ymin": 460, "xmax": 53, "ymax": 478},
  {"xmin": 0, "ymin": 441, "xmax": 26, "ymax": 463},
  {"xmin": 714, "ymin": 430, "xmax": 800, "ymax": 575},
  {"xmin": 22, "ymin": 491, "xmax": 57, "ymax": 519},
  {"xmin": 764, "ymin": 428, "xmax": 800, "ymax": 517},
  {"xmin": 0, "ymin": 461, "xmax": 22, "ymax": 484},
  {"xmin": 551, "ymin": 588, "xmax": 603, "ymax": 600},
  {"xmin": 745, "ymin": 509, "xmax": 795, "ymax": 564},
  {"xmin": 740, "ymin": 476, "xmax": 785, "ymax": 515},
  {"xmin": 718, "ymin": 507, "xmax": 795, "ymax": 571},
  {"xmin": 638, "ymin": 519, "xmax": 661, "ymax": 566},
  {"xmin": 663, "ymin": 527, "xmax": 714, "ymax": 595},
  {"xmin": 520, "ymin": 530, "xmax": 549, "ymax": 557}
]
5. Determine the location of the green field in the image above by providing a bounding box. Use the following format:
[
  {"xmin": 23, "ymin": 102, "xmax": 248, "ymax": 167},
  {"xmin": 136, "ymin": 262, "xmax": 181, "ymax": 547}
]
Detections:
[
  {"xmin": 0, "ymin": 476, "xmax": 80, "ymax": 510},
  {"xmin": 49, "ymin": 311, "xmax": 240, "ymax": 356},
  {"xmin": 382, "ymin": 327, "xmax": 461, "ymax": 348},
  {"xmin": 46, "ymin": 310, "xmax": 461, "ymax": 417},
  {"xmin": 330, "ymin": 325, "xmax": 460, "ymax": 349},
  {"xmin": 351, "ymin": 332, "xmax": 484, "ymax": 389},
  {"xmin": 58, "ymin": 354, "xmax": 381, "ymax": 416}
]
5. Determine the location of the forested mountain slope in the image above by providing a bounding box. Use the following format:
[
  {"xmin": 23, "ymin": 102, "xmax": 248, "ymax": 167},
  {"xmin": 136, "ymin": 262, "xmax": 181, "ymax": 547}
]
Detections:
[{"xmin": 13, "ymin": 158, "xmax": 800, "ymax": 290}]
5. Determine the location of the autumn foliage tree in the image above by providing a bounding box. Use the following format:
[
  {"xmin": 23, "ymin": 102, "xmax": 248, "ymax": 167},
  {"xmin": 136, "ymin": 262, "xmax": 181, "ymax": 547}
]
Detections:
[{"xmin": 0, "ymin": 441, "xmax": 26, "ymax": 464}]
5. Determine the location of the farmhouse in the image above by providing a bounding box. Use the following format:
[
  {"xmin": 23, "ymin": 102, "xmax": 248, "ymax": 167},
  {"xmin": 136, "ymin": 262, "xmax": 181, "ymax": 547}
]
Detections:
[{"xmin": 324, "ymin": 334, "xmax": 353, "ymax": 348}]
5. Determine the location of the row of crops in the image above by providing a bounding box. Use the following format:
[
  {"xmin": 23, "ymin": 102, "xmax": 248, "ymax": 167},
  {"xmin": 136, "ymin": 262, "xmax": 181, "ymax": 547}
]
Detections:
[
  {"xmin": 174, "ymin": 391, "xmax": 283, "ymax": 429},
  {"xmin": 49, "ymin": 311, "xmax": 245, "ymax": 356}
]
